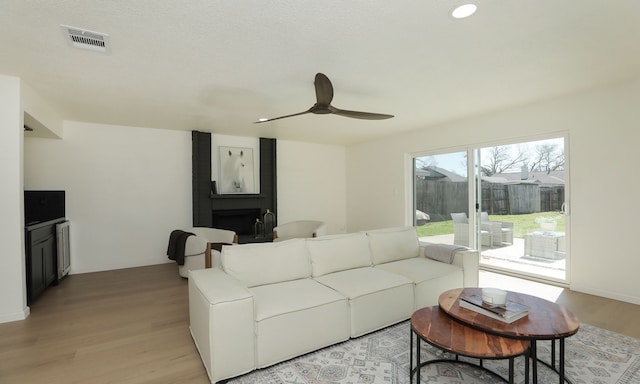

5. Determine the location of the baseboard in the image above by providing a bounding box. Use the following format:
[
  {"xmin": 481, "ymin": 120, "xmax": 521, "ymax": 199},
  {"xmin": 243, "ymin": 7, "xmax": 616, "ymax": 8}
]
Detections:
[
  {"xmin": 570, "ymin": 284, "xmax": 640, "ymax": 306},
  {"xmin": 70, "ymin": 259, "xmax": 174, "ymax": 275},
  {"xmin": 0, "ymin": 306, "xmax": 30, "ymax": 324}
]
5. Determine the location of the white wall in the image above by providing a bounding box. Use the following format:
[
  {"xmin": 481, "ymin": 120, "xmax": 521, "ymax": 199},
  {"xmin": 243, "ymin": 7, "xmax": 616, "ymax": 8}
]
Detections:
[
  {"xmin": 277, "ymin": 140, "xmax": 347, "ymax": 234},
  {"xmin": 0, "ymin": 76, "xmax": 29, "ymax": 323},
  {"xmin": 346, "ymin": 78, "xmax": 640, "ymax": 305},
  {"xmin": 22, "ymin": 124, "xmax": 349, "ymax": 275},
  {"xmin": 22, "ymin": 81, "xmax": 63, "ymax": 138},
  {"xmin": 24, "ymin": 121, "xmax": 192, "ymax": 273}
]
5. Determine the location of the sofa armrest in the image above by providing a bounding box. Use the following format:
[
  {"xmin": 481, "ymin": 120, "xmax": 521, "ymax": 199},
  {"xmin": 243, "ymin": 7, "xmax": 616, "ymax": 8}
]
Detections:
[
  {"xmin": 188, "ymin": 268, "xmax": 256, "ymax": 383},
  {"xmin": 184, "ymin": 235, "xmax": 209, "ymax": 257},
  {"xmin": 451, "ymin": 248, "xmax": 479, "ymax": 287},
  {"xmin": 186, "ymin": 227, "xmax": 238, "ymax": 244},
  {"xmin": 184, "ymin": 236, "xmax": 236, "ymax": 269},
  {"xmin": 419, "ymin": 242, "xmax": 479, "ymax": 288}
]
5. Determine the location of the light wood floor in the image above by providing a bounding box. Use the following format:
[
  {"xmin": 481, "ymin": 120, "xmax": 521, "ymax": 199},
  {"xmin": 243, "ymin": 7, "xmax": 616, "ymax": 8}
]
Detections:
[
  {"xmin": 1, "ymin": 263, "xmax": 639, "ymax": 384},
  {"xmin": 0, "ymin": 263, "xmax": 208, "ymax": 384}
]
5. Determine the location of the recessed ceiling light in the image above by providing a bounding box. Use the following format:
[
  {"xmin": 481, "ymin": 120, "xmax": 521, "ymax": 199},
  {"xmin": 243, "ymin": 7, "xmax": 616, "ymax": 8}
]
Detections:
[{"xmin": 451, "ymin": 4, "xmax": 477, "ymax": 19}]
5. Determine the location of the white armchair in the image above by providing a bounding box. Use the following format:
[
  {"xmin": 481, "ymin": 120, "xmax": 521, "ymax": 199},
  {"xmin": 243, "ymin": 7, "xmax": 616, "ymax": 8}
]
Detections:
[
  {"xmin": 480, "ymin": 212, "xmax": 514, "ymax": 246},
  {"xmin": 450, "ymin": 213, "xmax": 493, "ymax": 247},
  {"xmin": 272, "ymin": 220, "xmax": 327, "ymax": 242},
  {"xmin": 179, "ymin": 227, "xmax": 237, "ymax": 278}
]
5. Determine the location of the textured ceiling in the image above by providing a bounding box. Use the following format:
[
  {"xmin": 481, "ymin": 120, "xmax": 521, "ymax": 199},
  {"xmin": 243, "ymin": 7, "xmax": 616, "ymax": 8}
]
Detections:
[{"xmin": 3, "ymin": 1, "xmax": 640, "ymax": 145}]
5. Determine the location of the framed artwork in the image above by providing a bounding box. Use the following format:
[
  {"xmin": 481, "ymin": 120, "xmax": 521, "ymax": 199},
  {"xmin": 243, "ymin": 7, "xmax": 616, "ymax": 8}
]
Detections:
[{"xmin": 218, "ymin": 146, "xmax": 256, "ymax": 194}]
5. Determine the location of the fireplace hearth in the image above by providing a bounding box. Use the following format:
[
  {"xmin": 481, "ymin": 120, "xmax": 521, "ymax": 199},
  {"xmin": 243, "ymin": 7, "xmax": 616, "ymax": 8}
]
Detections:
[{"xmin": 212, "ymin": 208, "xmax": 261, "ymax": 237}]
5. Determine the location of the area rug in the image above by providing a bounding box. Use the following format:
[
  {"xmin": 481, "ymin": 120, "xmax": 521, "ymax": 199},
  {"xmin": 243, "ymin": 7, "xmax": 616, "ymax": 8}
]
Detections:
[{"xmin": 228, "ymin": 321, "xmax": 640, "ymax": 384}]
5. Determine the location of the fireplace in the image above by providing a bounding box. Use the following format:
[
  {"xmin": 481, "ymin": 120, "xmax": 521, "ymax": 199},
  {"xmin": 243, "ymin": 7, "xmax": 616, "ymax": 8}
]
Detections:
[
  {"xmin": 192, "ymin": 135, "xmax": 277, "ymax": 243},
  {"xmin": 212, "ymin": 208, "xmax": 261, "ymax": 237}
]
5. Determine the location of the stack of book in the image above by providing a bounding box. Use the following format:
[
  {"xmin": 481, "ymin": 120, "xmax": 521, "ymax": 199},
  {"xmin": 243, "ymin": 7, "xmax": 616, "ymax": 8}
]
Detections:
[{"xmin": 459, "ymin": 293, "xmax": 529, "ymax": 323}]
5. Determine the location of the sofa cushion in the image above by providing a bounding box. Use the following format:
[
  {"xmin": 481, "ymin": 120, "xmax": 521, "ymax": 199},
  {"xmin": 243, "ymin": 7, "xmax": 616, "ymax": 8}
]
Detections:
[
  {"xmin": 250, "ymin": 278, "xmax": 347, "ymax": 322},
  {"xmin": 366, "ymin": 226, "xmax": 420, "ymax": 265},
  {"xmin": 375, "ymin": 257, "xmax": 462, "ymax": 284},
  {"xmin": 250, "ymin": 278, "xmax": 350, "ymax": 367},
  {"xmin": 375, "ymin": 257, "xmax": 464, "ymax": 308},
  {"xmin": 314, "ymin": 266, "xmax": 414, "ymax": 337},
  {"xmin": 221, "ymin": 239, "xmax": 310, "ymax": 287},
  {"xmin": 306, "ymin": 233, "xmax": 372, "ymax": 277}
]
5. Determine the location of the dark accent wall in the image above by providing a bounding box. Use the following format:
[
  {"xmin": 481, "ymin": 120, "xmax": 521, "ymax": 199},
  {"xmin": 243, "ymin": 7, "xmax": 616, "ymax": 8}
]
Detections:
[
  {"xmin": 191, "ymin": 133, "xmax": 277, "ymax": 240},
  {"xmin": 192, "ymin": 131, "xmax": 212, "ymax": 226},
  {"xmin": 258, "ymin": 137, "xmax": 277, "ymax": 218}
]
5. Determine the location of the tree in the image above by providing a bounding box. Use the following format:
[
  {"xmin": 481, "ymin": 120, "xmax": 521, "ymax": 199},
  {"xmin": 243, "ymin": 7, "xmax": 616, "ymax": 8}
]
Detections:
[
  {"xmin": 528, "ymin": 143, "xmax": 565, "ymax": 173},
  {"xmin": 481, "ymin": 146, "xmax": 526, "ymax": 176}
]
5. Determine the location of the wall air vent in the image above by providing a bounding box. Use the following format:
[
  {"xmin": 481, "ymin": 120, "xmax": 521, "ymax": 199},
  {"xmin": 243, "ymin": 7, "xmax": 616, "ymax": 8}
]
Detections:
[{"xmin": 61, "ymin": 25, "xmax": 109, "ymax": 53}]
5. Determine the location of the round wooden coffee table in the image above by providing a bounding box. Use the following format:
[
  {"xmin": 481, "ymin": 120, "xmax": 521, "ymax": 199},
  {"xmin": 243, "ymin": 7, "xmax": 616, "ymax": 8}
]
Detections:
[
  {"xmin": 439, "ymin": 288, "xmax": 580, "ymax": 384},
  {"xmin": 410, "ymin": 306, "xmax": 529, "ymax": 384}
]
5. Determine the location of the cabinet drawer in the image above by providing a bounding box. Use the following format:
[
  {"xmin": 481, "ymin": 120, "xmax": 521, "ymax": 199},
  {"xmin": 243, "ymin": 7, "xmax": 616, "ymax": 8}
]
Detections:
[{"xmin": 30, "ymin": 225, "xmax": 55, "ymax": 244}]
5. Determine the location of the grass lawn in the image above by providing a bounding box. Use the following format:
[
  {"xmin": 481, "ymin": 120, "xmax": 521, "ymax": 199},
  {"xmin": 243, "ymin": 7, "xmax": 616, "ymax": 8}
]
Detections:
[{"xmin": 416, "ymin": 211, "xmax": 565, "ymax": 238}]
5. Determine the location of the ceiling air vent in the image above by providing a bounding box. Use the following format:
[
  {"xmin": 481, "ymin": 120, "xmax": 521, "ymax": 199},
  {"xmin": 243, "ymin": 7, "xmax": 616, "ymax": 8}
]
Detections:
[{"xmin": 61, "ymin": 25, "xmax": 109, "ymax": 53}]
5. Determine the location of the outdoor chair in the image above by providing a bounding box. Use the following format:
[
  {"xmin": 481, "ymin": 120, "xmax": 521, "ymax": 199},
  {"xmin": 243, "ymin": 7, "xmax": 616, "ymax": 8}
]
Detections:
[
  {"xmin": 481, "ymin": 212, "xmax": 514, "ymax": 246},
  {"xmin": 450, "ymin": 212, "xmax": 493, "ymax": 247}
]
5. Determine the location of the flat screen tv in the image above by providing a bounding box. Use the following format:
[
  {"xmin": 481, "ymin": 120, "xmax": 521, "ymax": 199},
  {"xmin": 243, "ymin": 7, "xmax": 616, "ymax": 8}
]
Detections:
[{"xmin": 24, "ymin": 190, "xmax": 65, "ymax": 225}]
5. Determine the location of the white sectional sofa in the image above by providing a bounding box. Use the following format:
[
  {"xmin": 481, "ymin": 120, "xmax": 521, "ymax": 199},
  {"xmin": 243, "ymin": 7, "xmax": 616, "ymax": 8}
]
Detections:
[{"xmin": 188, "ymin": 226, "xmax": 479, "ymax": 383}]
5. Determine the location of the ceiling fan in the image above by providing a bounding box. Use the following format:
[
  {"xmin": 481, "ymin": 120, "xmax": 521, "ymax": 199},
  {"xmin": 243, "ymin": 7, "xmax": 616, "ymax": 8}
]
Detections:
[{"xmin": 255, "ymin": 73, "xmax": 394, "ymax": 123}]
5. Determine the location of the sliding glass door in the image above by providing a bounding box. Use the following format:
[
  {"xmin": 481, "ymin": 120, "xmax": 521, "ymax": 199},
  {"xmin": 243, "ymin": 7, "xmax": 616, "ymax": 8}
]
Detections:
[
  {"xmin": 413, "ymin": 136, "xmax": 568, "ymax": 285},
  {"xmin": 476, "ymin": 137, "xmax": 567, "ymax": 283}
]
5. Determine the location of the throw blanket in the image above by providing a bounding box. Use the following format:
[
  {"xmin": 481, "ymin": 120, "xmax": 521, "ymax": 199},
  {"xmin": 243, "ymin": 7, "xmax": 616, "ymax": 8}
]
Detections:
[
  {"xmin": 167, "ymin": 230, "xmax": 195, "ymax": 266},
  {"xmin": 424, "ymin": 243, "xmax": 468, "ymax": 264}
]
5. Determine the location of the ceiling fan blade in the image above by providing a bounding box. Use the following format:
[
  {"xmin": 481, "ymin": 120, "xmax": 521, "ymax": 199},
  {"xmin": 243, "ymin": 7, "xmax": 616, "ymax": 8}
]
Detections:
[
  {"xmin": 256, "ymin": 72, "xmax": 394, "ymax": 123},
  {"xmin": 314, "ymin": 73, "xmax": 333, "ymax": 106},
  {"xmin": 254, "ymin": 109, "xmax": 311, "ymax": 123},
  {"xmin": 329, "ymin": 106, "xmax": 394, "ymax": 120}
]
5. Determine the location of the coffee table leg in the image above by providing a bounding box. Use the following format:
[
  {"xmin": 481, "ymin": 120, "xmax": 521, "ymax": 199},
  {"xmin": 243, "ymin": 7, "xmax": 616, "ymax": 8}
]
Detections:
[
  {"xmin": 508, "ymin": 357, "xmax": 514, "ymax": 384},
  {"xmin": 409, "ymin": 327, "xmax": 413, "ymax": 378},
  {"xmin": 524, "ymin": 347, "xmax": 530, "ymax": 384},
  {"xmin": 531, "ymin": 340, "xmax": 537, "ymax": 383},
  {"xmin": 559, "ymin": 338, "xmax": 565, "ymax": 384},
  {"xmin": 416, "ymin": 335, "xmax": 421, "ymax": 384}
]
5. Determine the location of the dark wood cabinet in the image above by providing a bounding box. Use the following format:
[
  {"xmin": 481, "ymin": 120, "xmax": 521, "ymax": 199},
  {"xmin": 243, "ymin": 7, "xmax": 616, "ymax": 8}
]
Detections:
[{"xmin": 26, "ymin": 219, "xmax": 60, "ymax": 304}]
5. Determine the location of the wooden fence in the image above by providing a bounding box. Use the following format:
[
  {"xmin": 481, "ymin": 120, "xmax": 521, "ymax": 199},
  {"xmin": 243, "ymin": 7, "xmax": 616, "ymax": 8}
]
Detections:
[
  {"xmin": 415, "ymin": 180, "xmax": 565, "ymax": 222},
  {"xmin": 540, "ymin": 186, "xmax": 565, "ymax": 212},
  {"xmin": 415, "ymin": 181, "xmax": 468, "ymax": 222}
]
